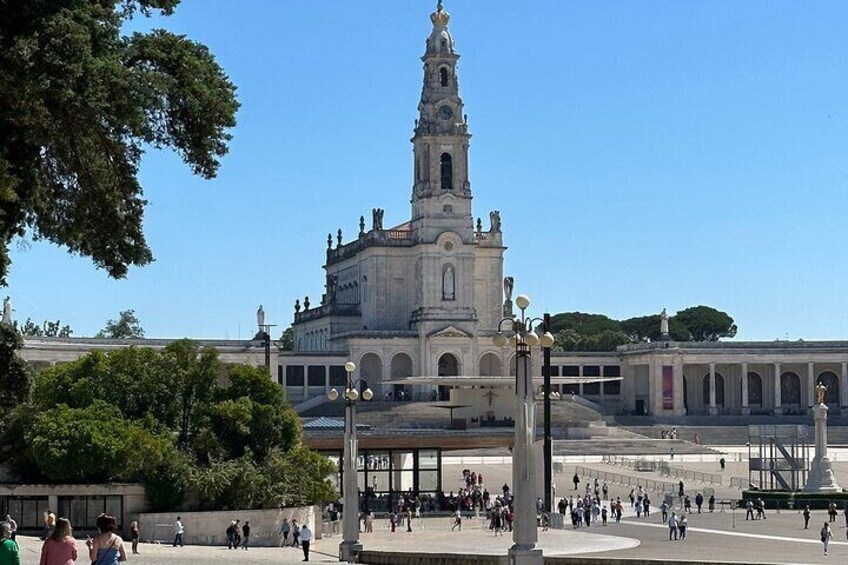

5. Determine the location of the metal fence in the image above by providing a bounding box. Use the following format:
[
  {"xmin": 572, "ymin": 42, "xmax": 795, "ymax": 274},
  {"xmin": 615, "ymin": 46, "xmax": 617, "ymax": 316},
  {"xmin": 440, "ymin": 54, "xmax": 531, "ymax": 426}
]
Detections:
[
  {"xmin": 658, "ymin": 462, "xmax": 723, "ymax": 485},
  {"xmin": 574, "ymin": 465, "xmax": 676, "ymax": 493}
]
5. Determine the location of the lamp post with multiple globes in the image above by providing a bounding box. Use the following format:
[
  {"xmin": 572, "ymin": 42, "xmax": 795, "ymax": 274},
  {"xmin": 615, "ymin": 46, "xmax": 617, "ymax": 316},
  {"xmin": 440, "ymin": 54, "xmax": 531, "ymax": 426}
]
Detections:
[
  {"xmin": 493, "ymin": 294, "xmax": 554, "ymax": 565},
  {"xmin": 328, "ymin": 361, "xmax": 373, "ymax": 563}
]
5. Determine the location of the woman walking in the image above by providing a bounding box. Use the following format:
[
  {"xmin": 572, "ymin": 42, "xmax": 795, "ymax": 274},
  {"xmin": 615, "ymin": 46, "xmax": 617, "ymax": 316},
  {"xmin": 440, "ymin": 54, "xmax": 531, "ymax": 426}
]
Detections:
[
  {"xmin": 86, "ymin": 514, "xmax": 127, "ymax": 565},
  {"xmin": 40, "ymin": 518, "xmax": 78, "ymax": 565},
  {"xmin": 821, "ymin": 522, "xmax": 833, "ymax": 556},
  {"xmin": 129, "ymin": 521, "xmax": 140, "ymax": 554}
]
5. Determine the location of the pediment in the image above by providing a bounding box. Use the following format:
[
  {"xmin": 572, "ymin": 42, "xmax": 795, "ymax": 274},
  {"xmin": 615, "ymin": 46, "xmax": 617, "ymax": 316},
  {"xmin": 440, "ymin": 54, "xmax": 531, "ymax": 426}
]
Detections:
[{"xmin": 429, "ymin": 325, "xmax": 473, "ymax": 338}]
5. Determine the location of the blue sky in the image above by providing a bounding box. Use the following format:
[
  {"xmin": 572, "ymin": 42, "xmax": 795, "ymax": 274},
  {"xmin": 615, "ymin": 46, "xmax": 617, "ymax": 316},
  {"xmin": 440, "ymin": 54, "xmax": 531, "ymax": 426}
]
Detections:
[{"xmin": 8, "ymin": 1, "xmax": 848, "ymax": 340}]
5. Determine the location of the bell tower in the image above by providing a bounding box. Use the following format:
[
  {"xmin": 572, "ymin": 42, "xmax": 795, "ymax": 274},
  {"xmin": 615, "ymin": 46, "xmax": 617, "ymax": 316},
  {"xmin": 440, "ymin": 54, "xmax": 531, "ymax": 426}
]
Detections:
[{"xmin": 410, "ymin": 1, "xmax": 473, "ymax": 243}]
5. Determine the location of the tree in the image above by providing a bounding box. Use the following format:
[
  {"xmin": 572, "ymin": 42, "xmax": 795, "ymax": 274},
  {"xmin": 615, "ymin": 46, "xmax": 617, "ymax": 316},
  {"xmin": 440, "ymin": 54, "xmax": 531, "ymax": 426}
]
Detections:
[
  {"xmin": 97, "ymin": 309, "xmax": 145, "ymax": 339},
  {"xmin": 279, "ymin": 327, "xmax": 293, "ymax": 351},
  {"xmin": 0, "ymin": 0, "xmax": 240, "ymax": 285},
  {"xmin": 0, "ymin": 324, "xmax": 30, "ymax": 412},
  {"xmin": 17, "ymin": 318, "xmax": 72, "ymax": 337},
  {"xmin": 158, "ymin": 339, "xmax": 218, "ymax": 448},
  {"xmin": 675, "ymin": 306, "xmax": 738, "ymax": 342},
  {"xmin": 548, "ymin": 312, "xmax": 622, "ymax": 336}
]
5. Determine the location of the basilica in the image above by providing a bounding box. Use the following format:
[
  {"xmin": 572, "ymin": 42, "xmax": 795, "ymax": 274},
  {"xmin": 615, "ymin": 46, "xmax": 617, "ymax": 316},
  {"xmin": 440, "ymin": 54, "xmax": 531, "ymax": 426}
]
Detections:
[{"xmin": 18, "ymin": 3, "xmax": 848, "ymax": 424}]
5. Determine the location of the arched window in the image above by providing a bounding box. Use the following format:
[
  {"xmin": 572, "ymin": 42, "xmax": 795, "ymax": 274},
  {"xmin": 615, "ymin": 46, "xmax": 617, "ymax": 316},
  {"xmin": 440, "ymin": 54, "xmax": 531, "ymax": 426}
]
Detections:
[
  {"xmin": 702, "ymin": 373, "xmax": 725, "ymax": 406},
  {"xmin": 781, "ymin": 372, "xmax": 801, "ymax": 405},
  {"xmin": 747, "ymin": 372, "xmax": 763, "ymax": 406},
  {"xmin": 439, "ymin": 67, "xmax": 449, "ymax": 87},
  {"xmin": 818, "ymin": 371, "xmax": 840, "ymax": 405},
  {"xmin": 440, "ymin": 153, "xmax": 452, "ymax": 190}
]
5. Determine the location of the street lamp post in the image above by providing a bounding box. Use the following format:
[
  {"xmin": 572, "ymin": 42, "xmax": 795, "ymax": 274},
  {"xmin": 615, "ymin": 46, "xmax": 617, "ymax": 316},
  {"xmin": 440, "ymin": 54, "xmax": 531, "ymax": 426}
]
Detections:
[
  {"xmin": 494, "ymin": 295, "xmax": 554, "ymax": 565},
  {"xmin": 328, "ymin": 361, "xmax": 373, "ymax": 563},
  {"xmin": 542, "ymin": 312, "xmax": 553, "ymax": 513}
]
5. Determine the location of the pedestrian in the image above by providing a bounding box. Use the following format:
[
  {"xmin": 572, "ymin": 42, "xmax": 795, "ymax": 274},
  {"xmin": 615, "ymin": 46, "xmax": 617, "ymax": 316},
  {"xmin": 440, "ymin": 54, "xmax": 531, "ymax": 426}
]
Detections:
[
  {"xmin": 635, "ymin": 498, "xmax": 643, "ymax": 518},
  {"xmin": 670, "ymin": 447, "xmax": 675, "ymax": 460},
  {"xmin": 291, "ymin": 519, "xmax": 300, "ymax": 547},
  {"xmin": 451, "ymin": 509, "xmax": 462, "ymax": 531},
  {"xmin": 406, "ymin": 507, "xmax": 413, "ymax": 532},
  {"xmin": 828, "ymin": 501, "xmax": 837, "ymax": 523},
  {"xmin": 364, "ymin": 511, "xmax": 373, "ymax": 533},
  {"xmin": 280, "ymin": 518, "xmax": 291, "ymax": 546},
  {"xmin": 130, "ymin": 520, "xmax": 140, "ymax": 554},
  {"xmin": 39, "ymin": 517, "xmax": 77, "ymax": 565},
  {"xmin": 602, "ymin": 483, "xmax": 609, "ymax": 500},
  {"xmin": 821, "ymin": 522, "xmax": 833, "ymax": 556},
  {"xmin": 0, "ymin": 523, "xmax": 20, "ymax": 565},
  {"xmin": 226, "ymin": 521, "xmax": 236, "ymax": 549},
  {"xmin": 678, "ymin": 515, "xmax": 687, "ymax": 540},
  {"xmin": 86, "ymin": 513, "xmax": 127, "ymax": 565},
  {"xmin": 695, "ymin": 492, "xmax": 703, "ymax": 514},
  {"xmin": 241, "ymin": 520, "xmax": 251, "ymax": 550},
  {"xmin": 300, "ymin": 524, "xmax": 312, "ymax": 562},
  {"xmin": 2, "ymin": 517, "xmax": 15, "ymax": 542},
  {"xmin": 573, "ymin": 473, "xmax": 580, "ymax": 490},
  {"xmin": 719, "ymin": 456, "xmax": 726, "ymax": 470},
  {"xmin": 644, "ymin": 496, "xmax": 651, "ymax": 517},
  {"xmin": 678, "ymin": 481, "xmax": 684, "ymax": 500},
  {"xmin": 661, "ymin": 501, "xmax": 669, "ymax": 522},
  {"xmin": 601, "ymin": 506, "xmax": 608, "ymax": 526},
  {"xmin": 173, "ymin": 516, "xmax": 184, "ymax": 547},
  {"xmin": 667, "ymin": 512, "xmax": 678, "ymax": 541},
  {"xmin": 389, "ymin": 511, "xmax": 397, "ymax": 533},
  {"xmin": 233, "ymin": 519, "xmax": 241, "ymax": 547},
  {"xmin": 745, "ymin": 499, "xmax": 754, "ymax": 520},
  {"xmin": 708, "ymin": 494, "xmax": 715, "ymax": 513},
  {"xmin": 684, "ymin": 495, "xmax": 691, "ymax": 513},
  {"xmin": 42, "ymin": 510, "xmax": 55, "ymax": 541},
  {"xmin": 803, "ymin": 505, "xmax": 811, "ymax": 530}
]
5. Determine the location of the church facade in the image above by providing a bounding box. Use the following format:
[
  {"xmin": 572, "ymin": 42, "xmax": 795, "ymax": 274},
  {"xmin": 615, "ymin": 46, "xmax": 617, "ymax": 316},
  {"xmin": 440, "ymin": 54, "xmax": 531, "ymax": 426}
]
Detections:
[{"xmin": 16, "ymin": 3, "xmax": 848, "ymax": 423}]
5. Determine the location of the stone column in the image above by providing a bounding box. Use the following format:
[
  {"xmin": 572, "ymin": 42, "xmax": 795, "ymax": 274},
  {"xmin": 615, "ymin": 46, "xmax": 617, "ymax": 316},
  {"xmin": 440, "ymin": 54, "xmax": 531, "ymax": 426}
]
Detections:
[
  {"xmin": 673, "ymin": 360, "xmax": 686, "ymax": 416},
  {"xmin": 709, "ymin": 363, "xmax": 718, "ymax": 415},
  {"xmin": 804, "ymin": 403, "xmax": 841, "ymax": 492},
  {"xmin": 807, "ymin": 362, "xmax": 816, "ymax": 411},
  {"xmin": 509, "ymin": 348, "xmax": 543, "ymax": 565},
  {"xmin": 841, "ymin": 362, "xmax": 848, "ymax": 408},
  {"xmin": 741, "ymin": 362, "xmax": 750, "ymax": 415},
  {"xmin": 773, "ymin": 363, "xmax": 782, "ymax": 415}
]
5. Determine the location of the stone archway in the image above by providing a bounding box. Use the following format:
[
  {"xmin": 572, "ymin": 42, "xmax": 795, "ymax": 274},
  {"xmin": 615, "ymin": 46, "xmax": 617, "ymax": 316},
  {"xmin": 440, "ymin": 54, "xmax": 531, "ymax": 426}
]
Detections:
[
  {"xmin": 360, "ymin": 353, "xmax": 383, "ymax": 398},
  {"xmin": 702, "ymin": 373, "xmax": 725, "ymax": 407},
  {"xmin": 437, "ymin": 352, "xmax": 460, "ymax": 401},
  {"xmin": 478, "ymin": 352, "xmax": 502, "ymax": 376},
  {"xmin": 747, "ymin": 372, "xmax": 763, "ymax": 407},
  {"xmin": 390, "ymin": 353, "xmax": 413, "ymax": 401},
  {"xmin": 781, "ymin": 372, "xmax": 801, "ymax": 406},
  {"xmin": 818, "ymin": 371, "xmax": 840, "ymax": 407}
]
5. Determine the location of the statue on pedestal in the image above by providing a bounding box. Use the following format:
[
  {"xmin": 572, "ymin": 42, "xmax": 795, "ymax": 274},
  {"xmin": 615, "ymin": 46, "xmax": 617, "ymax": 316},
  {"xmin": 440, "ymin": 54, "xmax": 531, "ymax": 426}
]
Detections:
[
  {"xmin": 257, "ymin": 305, "xmax": 265, "ymax": 329},
  {"xmin": 660, "ymin": 308, "xmax": 670, "ymax": 339},
  {"xmin": 1, "ymin": 296, "xmax": 11, "ymax": 326},
  {"xmin": 816, "ymin": 381, "xmax": 827, "ymax": 405}
]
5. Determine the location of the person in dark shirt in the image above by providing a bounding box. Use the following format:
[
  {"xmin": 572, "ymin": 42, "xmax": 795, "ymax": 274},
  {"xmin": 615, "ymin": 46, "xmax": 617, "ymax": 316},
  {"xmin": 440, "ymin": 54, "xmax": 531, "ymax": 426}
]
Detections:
[{"xmin": 241, "ymin": 521, "xmax": 251, "ymax": 550}]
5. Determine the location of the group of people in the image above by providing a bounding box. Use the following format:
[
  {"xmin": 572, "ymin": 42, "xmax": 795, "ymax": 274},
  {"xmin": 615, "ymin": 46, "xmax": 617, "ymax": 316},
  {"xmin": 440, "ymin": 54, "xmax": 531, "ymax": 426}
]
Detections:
[{"xmin": 0, "ymin": 513, "xmax": 128, "ymax": 565}]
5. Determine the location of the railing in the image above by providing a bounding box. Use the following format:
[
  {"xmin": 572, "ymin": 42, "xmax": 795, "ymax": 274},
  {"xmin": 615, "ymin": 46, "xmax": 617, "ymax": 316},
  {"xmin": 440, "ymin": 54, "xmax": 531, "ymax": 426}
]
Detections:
[
  {"xmin": 730, "ymin": 476, "xmax": 763, "ymax": 489},
  {"xmin": 658, "ymin": 462, "xmax": 723, "ymax": 485},
  {"xmin": 602, "ymin": 455, "xmax": 660, "ymax": 472},
  {"xmin": 573, "ymin": 465, "xmax": 676, "ymax": 494}
]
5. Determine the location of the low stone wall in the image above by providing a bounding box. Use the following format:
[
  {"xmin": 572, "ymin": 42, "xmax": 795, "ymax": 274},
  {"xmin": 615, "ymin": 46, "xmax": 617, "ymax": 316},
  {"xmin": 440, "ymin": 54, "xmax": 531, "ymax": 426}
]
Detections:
[{"xmin": 139, "ymin": 506, "xmax": 320, "ymax": 547}]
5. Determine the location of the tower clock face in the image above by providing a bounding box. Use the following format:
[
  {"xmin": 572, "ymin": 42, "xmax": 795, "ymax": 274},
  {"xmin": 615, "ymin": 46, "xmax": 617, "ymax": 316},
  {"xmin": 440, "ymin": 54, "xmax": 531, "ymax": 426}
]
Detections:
[{"xmin": 438, "ymin": 105, "xmax": 454, "ymax": 120}]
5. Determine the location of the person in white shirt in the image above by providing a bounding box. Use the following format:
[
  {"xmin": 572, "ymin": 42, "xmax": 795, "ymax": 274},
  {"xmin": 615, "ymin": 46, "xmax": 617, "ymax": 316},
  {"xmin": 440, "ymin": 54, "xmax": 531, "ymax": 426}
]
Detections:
[
  {"xmin": 299, "ymin": 524, "xmax": 312, "ymax": 562},
  {"xmin": 667, "ymin": 512, "xmax": 678, "ymax": 541},
  {"xmin": 173, "ymin": 517, "xmax": 184, "ymax": 547}
]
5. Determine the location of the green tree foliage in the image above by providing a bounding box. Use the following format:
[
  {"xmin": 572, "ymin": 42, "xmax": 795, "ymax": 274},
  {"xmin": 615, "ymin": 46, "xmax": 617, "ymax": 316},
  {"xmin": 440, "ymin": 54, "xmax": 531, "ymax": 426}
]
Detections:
[
  {"xmin": 0, "ymin": 324, "xmax": 30, "ymax": 413},
  {"xmin": 0, "ymin": 0, "xmax": 239, "ymax": 284},
  {"xmin": 674, "ymin": 305, "xmax": 737, "ymax": 342},
  {"xmin": 17, "ymin": 318, "xmax": 72, "ymax": 337},
  {"xmin": 279, "ymin": 327, "xmax": 294, "ymax": 351},
  {"xmin": 5, "ymin": 341, "xmax": 334, "ymax": 512},
  {"xmin": 96, "ymin": 309, "xmax": 145, "ymax": 338},
  {"xmin": 549, "ymin": 305, "xmax": 738, "ymax": 351}
]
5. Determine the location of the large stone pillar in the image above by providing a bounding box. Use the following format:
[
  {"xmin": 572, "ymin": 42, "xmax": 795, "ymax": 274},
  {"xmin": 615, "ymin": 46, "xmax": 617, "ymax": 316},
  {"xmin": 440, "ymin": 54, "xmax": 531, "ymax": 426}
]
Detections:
[
  {"xmin": 509, "ymin": 347, "xmax": 543, "ymax": 565},
  {"xmin": 741, "ymin": 363, "xmax": 750, "ymax": 415},
  {"xmin": 807, "ymin": 362, "xmax": 816, "ymax": 410},
  {"xmin": 673, "ymin": 361, "xmax": 686, "ymax": 416},
  {"xmin": 805, "ymin": 402, "xmax": 841, "ymax": 492},
  {"xmin": 773, "ymin": 363, "xmax": 782, "ymax": 415},
  {"xmin": 708, "ymin": 363, "xmax": 718, "ymax": 415}
]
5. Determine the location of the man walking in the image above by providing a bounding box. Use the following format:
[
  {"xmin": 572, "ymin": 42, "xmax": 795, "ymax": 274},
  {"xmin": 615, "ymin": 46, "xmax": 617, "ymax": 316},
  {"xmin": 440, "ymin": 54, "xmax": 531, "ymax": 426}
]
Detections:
[
  {"xmin": 241, "ymin": 520, "xmax": 251, "ymax": 550},
  {"xmin": 300, "ymin": 523, "xmax": 312, "ymax": 562},
  {"xmin": 668, "ymin": 512, "xmax": 678, "ymax": 540},
  {"xmin": 173, "ymin": 517, "xmax": 184, "ymax": 547},
  {"xmin": 573, "ymin": 473, "xmax": 580, "ymax": 490}
]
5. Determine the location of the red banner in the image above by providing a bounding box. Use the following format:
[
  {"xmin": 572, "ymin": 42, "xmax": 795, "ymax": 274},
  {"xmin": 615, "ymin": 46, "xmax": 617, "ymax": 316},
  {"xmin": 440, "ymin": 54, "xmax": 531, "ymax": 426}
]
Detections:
[{"xmin": 662, "ymin": 366, "xmax": 674, "ymax": 410}]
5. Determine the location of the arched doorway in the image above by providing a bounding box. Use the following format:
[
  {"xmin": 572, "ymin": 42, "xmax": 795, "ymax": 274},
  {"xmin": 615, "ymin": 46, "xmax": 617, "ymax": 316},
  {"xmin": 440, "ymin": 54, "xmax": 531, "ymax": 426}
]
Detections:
[
  {"xmin": 781, "ymin": 372, "xmax": 801, "ymax": 406},
  {"xmin": 818, "ymin": 371, "xmax": 840, "ymax": 406},
  {"xmin": 437, "ymin": 353, "xmax": 460, "ymax": 401},
  {"xmin": 390, "ymin": 353, "xmax": 413, "ymax": 401},
  {"xmin": 746, "ymin": 372, "xmax": 763, "ymax": 407},
  {"xmin": 478, "ymin": 352, "xmax": 501, "ymax": 376},
  {"xmin": 702, "ymin": 373, "xmax": 725, "ymax": 408},
  {"xmin": 360, "ymin": 353, "xmax": 383, "ymax": 398}
]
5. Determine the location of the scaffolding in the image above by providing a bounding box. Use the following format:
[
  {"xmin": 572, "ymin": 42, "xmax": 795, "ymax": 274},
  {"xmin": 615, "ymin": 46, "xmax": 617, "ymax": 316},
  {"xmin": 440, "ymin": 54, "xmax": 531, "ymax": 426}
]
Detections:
[{"xmin": 748, "ymin": 425, "xmax": 810, "ymax": 491}]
